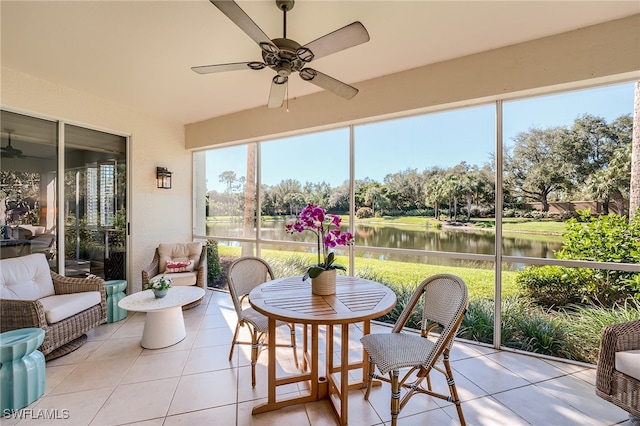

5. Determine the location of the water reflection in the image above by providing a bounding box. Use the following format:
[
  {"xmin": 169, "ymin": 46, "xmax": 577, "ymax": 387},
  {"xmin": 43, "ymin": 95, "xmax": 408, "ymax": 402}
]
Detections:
[{"xmin": 207, "ymin": 220, "xmax": 563, "ymax": 260}]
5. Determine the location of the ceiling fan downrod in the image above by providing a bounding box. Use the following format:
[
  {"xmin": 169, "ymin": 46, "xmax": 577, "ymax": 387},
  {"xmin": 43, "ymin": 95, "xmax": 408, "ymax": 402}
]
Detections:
[{"xmin": 276, "ymin": 0, "xmax": 294, "ymax": 39}]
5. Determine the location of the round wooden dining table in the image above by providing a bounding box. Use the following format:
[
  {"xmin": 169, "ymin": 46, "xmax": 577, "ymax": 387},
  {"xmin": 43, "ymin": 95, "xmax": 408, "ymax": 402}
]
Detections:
[{"xmin": 248, "ymin": 274, "xmax": 397, "ymax": 425}]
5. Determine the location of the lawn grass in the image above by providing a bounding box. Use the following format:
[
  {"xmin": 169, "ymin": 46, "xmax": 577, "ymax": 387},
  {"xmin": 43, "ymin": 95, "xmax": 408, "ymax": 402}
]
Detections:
[
  {"xmin": 217, "ymin": 244, "xmax": 519, "ymax": 300},
  {"xmin": 208, "ymin": 215, "xmax": 567, "ymax": 235},
  {"xmin": 351, "ymin": 216, "xmax": 566, "ymax": 235}
]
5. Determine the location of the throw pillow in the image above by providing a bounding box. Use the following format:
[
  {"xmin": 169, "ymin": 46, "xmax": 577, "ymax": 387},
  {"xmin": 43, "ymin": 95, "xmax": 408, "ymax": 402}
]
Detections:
[{"xmin": 166, "ymin": 260, "xmax": 193, "ymax": 273}]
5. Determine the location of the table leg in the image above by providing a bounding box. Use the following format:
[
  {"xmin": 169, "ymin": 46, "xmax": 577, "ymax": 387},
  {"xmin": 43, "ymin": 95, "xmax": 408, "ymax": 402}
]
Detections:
[
  {"xmin": 303, "ymin": 324, "xmax": 309, "ymax": 372},
  {"xmin": 252, "ymin": 322, "xmax": 319, "ymax": 415},
  {"xmin": 141, "ymin": 307, "xmax": 185, "ymax": 349},
  {"xmin": 267, "ymin": 317, "xmax": 277, "ymax": 403},
  {"xmin": 340, "ymin": 323, "xmax": 350, "ymax": 425},
  {"xmin": 362, "ymin": 320, "xmax": 370, "ymax": 386},
  {"xmin": 310, "ymin": 324, "xmax": 320, "ymax": 399}
]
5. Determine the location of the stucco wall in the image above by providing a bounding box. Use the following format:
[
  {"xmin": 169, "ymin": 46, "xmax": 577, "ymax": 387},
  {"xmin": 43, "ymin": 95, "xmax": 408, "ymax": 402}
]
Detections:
[
  {"xmin": 1, "ymin": 67, "xmax": 192, "ymax": 292},
  {"xmin": 186, "ymin": 14, "xmax": 640, "ymax": 149}
]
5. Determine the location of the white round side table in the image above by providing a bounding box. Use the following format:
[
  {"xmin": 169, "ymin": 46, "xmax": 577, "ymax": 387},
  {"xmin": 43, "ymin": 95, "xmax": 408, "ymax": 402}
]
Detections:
[{"xmin": 118, "ymin": 286, "xmax": 205, "ymax": 349}]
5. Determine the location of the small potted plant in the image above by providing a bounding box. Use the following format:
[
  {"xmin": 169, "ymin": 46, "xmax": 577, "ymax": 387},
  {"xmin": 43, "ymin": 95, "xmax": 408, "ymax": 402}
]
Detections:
[
  {"xmin": 147, "ymin": 275, "xmax": 172, "ymax": 298},
  {"xmin": 286, "ymin": 203, "xmax": 354, "ymax": 295}
]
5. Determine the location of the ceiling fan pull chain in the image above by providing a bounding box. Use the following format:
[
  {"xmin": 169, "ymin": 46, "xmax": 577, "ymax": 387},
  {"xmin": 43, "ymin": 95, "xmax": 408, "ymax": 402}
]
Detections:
[{"xmin": 286, "ymin": 83, "xmax": 289, "ymax": 112}]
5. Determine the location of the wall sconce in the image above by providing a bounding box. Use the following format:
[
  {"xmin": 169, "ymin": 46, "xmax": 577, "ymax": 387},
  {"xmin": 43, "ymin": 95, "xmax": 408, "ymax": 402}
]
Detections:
[{"xmin": 156, "ymin": 167, "xmax": 172, "ymax": 189}]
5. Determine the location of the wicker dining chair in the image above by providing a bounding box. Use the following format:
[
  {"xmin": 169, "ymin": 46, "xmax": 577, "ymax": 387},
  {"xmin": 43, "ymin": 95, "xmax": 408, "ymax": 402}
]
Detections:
[
  {"xmin": 361, "ymin": 274, "xmax": 469, "ymax": 426},
  {"xmin": 227, "ymin": 256, "xmax": 299, "ymax": 387}
]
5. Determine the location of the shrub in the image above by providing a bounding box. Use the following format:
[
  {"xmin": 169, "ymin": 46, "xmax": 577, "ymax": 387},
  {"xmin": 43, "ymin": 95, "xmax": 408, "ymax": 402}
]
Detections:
[
  {"xmin": 560, "ymin": 299, "xmax": 640, "ymax": 363},
  {"xmin": 459, "ymin": 298, "xmax": 494, "ymax": 344},
  {"xmin": 557, "ymin": 211, "xmax": 640, "ymax": 304},
  {"xmin": 516, "ymin": 265, "xmax": 588, "ymax": 307},
  {"xmin": 206, "ymin": 239, "xmax": 223, "ymax": 284},
  {"xmin": 265, "ymin": 253, "xmax": 309, "ymax": 277},
  {"xmin": 355, "ymin": 207, "xmax": 374, "ymax": 219},
  {"xmin": 460, "ymin": 297, "xmax": 573, "ymax": 359}
]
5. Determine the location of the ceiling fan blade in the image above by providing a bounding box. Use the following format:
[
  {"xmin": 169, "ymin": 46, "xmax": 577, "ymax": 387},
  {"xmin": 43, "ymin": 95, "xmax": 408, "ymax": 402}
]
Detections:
[
  {"xmin": 267, "ymin": 75, "xmax": 287, "ymax": 108},
  {"xmin": 192, "ymin": 61, "xmax": 266, "ymax": 74},
  {"xmin": 300, "ymin": 22, "xmax": 369, "ymax": 61},
  {"xmin": 210, "ymin": 1, "xmax": 277, "ymax": 52},
  {"xmin": 299, "ymin": 68, "xmax": 358, "ymax": 100}
]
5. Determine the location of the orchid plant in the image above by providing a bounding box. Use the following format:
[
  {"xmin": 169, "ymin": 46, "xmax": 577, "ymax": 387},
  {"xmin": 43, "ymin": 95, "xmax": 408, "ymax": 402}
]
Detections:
[{"xmin": 286, "ymin": 204, "xmax": 354, "ymax": 281}]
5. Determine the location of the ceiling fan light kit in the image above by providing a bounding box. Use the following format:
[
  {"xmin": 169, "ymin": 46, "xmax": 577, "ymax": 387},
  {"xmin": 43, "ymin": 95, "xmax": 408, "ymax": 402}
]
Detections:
[{"xmin": 192, "ymin": 0, "xmax": 369, "ymax": 109}]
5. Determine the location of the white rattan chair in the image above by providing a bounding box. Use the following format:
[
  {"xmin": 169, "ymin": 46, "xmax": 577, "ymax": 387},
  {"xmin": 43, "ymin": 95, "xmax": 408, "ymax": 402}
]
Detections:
[
  {"xmin": 227, "ymin": 256, "xmax": 299, "ymax": 387},
  {"xmin": 361, "ymin": 274, "xmax": 469, "ymax": 425}
]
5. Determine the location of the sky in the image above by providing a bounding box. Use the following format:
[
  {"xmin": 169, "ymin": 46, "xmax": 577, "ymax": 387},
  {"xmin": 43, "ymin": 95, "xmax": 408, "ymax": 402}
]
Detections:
[{"xmin": 205, "ymin": 82, "xmax": 635, "ymax": 192}]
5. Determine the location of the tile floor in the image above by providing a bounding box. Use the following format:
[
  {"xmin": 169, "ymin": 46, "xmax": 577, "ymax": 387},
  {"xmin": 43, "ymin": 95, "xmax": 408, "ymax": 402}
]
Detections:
[{"xmin": 2, "ymin": 288, "xmax": 632, "ymax": 425}]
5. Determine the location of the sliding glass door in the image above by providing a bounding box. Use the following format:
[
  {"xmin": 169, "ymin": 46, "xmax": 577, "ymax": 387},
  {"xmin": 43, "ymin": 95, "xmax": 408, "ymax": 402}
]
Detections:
[{"xmin": 64, "ymin": 125, "xmax": 127, "ymax": 279}]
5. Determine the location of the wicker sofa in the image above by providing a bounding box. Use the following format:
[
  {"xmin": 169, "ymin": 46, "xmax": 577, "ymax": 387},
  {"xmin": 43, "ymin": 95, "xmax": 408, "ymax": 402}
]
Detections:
[
  {"xmin": 596, "ymin": 319, "xmax": 640, "ymax": 419},
  {"xmin": 0, "ymin": 253, "xmax": 107, "ymax": 360},
  {"xmin": 141, "ymin": 242, "xmax": 207, "ymax": 309}
]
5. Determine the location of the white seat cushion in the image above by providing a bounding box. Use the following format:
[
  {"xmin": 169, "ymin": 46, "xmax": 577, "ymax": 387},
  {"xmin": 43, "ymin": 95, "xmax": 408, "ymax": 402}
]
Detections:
[
  {"xmin": 39, "ymin": 292, "xmax": 102, "ymax": 324},
  {"xmin": 151, "ymin": 272, "xmax": 197, "ymax": 287},
  {"xmin": 0, "ymin": 253, "xmax": 55, "ymax": 300},
  {"xmin": 615, "ymin": 349, "xmax": 640, "ymax": 381}
]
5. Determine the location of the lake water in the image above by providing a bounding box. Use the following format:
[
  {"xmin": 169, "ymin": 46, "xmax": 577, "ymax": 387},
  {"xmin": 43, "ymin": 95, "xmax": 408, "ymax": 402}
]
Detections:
[{"xmin": 207, "ymin": 220, "xmax": 564, "ymax": 268}]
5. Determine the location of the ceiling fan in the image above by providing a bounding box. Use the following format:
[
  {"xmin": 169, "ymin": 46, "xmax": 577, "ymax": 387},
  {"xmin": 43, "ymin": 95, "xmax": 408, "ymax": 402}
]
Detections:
[
  {"xmin": 1, "ymin": 129, "xmax": 26, "ymax": 159},
  {"xmin": 192, "ymin": 0, "xmax": 370, "ymax": 108}
]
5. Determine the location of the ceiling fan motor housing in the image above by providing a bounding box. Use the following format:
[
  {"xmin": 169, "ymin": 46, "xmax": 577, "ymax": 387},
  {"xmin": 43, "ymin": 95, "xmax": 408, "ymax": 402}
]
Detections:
[{"xmin": 262, "ymin": 38, "xmax": 305, "ymax": 76}]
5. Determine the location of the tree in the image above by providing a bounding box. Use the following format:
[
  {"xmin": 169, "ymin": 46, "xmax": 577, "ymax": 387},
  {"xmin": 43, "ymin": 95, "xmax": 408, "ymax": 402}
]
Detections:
[
  {"xmin": 241, "ymin": 144, "xmax": 256, "ymax": 256},
  {"xmin": 503, "ymin": 127, "xmax": 574, "ymax": 211},
  {"xmin": 631, "ymin": 81, "xmax": 640, "ymax": 220},
  {"xmin": 383, "ymin": 168, "xmax": 425, "ymax": 211},
  {"xmin": 218, "ymin": 170, "xmax": 242, "ymax": 216},
  {"xmin": 283, "ymin": 192, "xmax": 306, "ymax": 215},
  {"xmin": 567, "ymin": 114, "xmax": 619, "ymax": 179},
  {"xmin": 302, "ymin": 181, "xmax": 332, "ymax": 208},
  {"xmin": 328, "ymin": 183, "xmax": 350, "ymax": 212},
  {"xmin": 270, "ymin": 179, "xmax": 302, "ymax": 215},
  {"xmin": 585, "ymin": 144, "xmax": 631, "ymax": 216},
  {"xmin": 424, "ymin": 168, "xmax": 448, "ymax": 219}
]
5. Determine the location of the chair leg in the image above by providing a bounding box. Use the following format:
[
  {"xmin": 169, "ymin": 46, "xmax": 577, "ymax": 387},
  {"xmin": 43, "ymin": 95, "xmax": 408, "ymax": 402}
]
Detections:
[
  {"xmin": 289, "ymin": 323, "xmax": 299, "ymax": 368},
  {"xmin": 229, "ymin": 322, "xmax": 241, "ymax": 361},
  {"xmin": 364, "ymin": 355, "xmax": 375, "ymax": 400},
  {"xmin": 390, "ymin": 369, "xmax": 400, "ymax": 426},
  {"xmin": 443, "ymin": 354, "xmax": 466, "ymax": 426},
  {"xmin": 251, "ymin": 328, "xmax": 259, "ymax": 388}
]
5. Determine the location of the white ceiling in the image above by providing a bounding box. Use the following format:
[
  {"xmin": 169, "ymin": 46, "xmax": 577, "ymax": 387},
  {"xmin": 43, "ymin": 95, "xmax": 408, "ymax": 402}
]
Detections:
[{"xmin": 2, "ymin": 1, "xmax": 639, "ymax": 126}]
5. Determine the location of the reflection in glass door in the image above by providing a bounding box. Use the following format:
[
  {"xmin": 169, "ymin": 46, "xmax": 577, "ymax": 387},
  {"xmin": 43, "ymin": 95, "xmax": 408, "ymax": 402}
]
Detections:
[
  {"xmin": 64, "ymin": 125, "xmax": 126, "ymax": 279},
  {"xmin": 0, "ymin": 111, "xmax": 58, "ymax": 263}
]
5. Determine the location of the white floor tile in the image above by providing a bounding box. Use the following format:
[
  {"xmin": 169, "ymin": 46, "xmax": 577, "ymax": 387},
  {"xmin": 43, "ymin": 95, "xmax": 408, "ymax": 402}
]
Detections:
[
  {"xmin": 535, "ymin": 374, "xmax": 629, "ymax": 425},
  {"xmin": 15, "ymin": 288, "xmax": 616, "ymax": 426},
  {"xmin": 91, "ymin": 378, "xmax": 179, "ymax": 425}
]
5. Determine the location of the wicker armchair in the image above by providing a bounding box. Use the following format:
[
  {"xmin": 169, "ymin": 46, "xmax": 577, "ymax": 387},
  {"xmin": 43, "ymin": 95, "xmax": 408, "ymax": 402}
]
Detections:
[
  {"xmin": 141, "ymin": 242, "xmax": 207, "ymax": 310},
  {"xmin": 0, "ymin": 254, "xmax": 107, "ymax": 360},
  {"xmin": 596, "ymin": 319, "xmax": 640, "ymax": 418}
]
